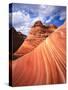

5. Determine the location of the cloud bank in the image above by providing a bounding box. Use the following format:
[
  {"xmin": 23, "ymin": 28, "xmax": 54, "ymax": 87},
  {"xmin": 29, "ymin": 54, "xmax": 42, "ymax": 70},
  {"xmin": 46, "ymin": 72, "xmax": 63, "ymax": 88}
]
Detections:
[{"xmin": 9, "ymin": 3, "xmax": 66, "ymax": 35}]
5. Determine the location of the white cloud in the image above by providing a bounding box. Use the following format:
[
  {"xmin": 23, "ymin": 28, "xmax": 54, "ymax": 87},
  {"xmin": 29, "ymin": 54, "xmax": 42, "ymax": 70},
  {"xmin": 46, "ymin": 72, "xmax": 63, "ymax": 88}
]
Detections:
[
  {"xmin": 12, "ymin": 11, "xmax": 31, "ymax": 26},
  {"xmin": 12, "ymin": 11, "xmax": 23, "ymax": 25},
  {"xmin": 16, "ymin": 26, "xmax": 31, "ymax": 35},
  {"xmin": 39, "ymin": 5, "xmax": 56, "ymax": 17},
  {"xmin": 9, "ymin": 10, "xmax": 32, "ymax": 35},
  {"xmin": 59, "ymin": 11, "xmax": 66, "ymax": 20},
  {"xmin": 45, "ymin": 15, "xmax": 56, "ymax": 23},
  {"xmin": 45, "ymin": 18, "xmax": 51, "ymax": 23},
  {"xmin": 30, "ymin": 5, "xmax": 56, "ymax": 26}
]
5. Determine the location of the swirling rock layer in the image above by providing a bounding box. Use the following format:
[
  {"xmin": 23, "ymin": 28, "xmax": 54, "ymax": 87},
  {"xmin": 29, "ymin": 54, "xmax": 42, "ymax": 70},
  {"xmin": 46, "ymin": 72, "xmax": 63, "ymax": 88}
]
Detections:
[
  {"xmin": 14, "ymin": 21, "xmax": 57, "ymax": 57},
  {"xmin": 11, "ymin": 23, "xmax": 66, "ymax": 86}
]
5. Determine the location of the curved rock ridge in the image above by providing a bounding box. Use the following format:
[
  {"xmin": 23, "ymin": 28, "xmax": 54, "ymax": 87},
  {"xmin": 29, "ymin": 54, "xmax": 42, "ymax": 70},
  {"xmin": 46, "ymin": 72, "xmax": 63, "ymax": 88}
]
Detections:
[
  {"xmin": 14, "ymin": 21, "xmax": 57, "ymax": 57},
  {"xmin": 12, "ymin": 23, "xmax": 66, "ymax": 86}
]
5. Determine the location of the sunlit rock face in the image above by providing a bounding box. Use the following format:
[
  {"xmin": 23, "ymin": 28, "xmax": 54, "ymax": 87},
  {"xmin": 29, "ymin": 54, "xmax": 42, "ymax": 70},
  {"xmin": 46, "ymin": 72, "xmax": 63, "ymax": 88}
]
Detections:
[
  {"xmin": 14, "ymin": 21, "xmax": 57, "ymax": 57},
  {"xmin": 12, "ymin": 23, "xmax": 66, "ymax": 86}
]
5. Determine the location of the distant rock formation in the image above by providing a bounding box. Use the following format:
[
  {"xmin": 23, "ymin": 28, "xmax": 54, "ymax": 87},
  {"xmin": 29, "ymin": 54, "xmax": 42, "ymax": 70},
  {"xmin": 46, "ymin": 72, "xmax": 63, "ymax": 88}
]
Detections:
[
  {"xmin": 9, "ymin": 27, "xmax": 26, "ymax": 60},
  {"xmin": 14, "ymin": 21, "xmax": 57, "ymax": 57},
  {"xmin": 32, "ymin": 20, "xmax": 43, "ymax": 27},
  {"xmin": 11, "ymin": 22, "xmax": 66, "ymax": 86}
]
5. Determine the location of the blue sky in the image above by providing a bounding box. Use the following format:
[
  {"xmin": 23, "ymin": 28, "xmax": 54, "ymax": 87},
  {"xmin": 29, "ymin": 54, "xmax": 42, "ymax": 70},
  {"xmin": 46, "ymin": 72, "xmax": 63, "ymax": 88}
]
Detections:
[{"xmin": 9, "ymin": 3, "xmax": 66, "ymax": 35}]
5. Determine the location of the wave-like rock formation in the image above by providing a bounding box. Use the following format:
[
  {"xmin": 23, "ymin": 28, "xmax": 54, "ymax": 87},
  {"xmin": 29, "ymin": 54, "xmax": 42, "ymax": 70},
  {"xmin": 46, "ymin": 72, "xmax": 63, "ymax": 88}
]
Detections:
[
  {"xmin": 14, "ymin": 21, "xmax": 57, "ymax": 57},
  {"xmin": 11, "ymin": 23, "xmax": 66, "ymax": 86}
]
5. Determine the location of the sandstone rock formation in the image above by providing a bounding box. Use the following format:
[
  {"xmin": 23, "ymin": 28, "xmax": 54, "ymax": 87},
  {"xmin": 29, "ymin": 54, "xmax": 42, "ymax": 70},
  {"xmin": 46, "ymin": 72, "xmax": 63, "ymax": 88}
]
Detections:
[
  {"xmin": 14, "ymin": 21, "xmax": 57, "ymax": 57},
  {"xmin": 9, "ymin": 27, "xmax": 26, "ymax": 60},
  {"xmin": 11, "ymin": 23, "xmax": 66, "ymax": 86}
]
